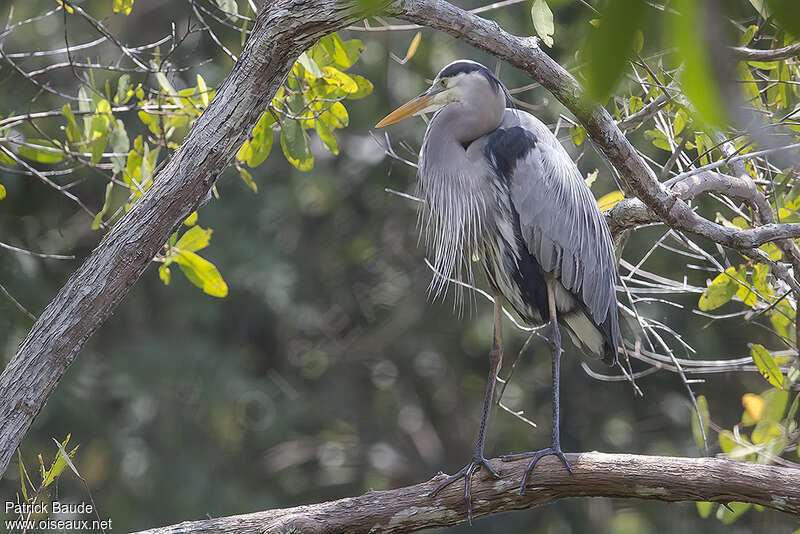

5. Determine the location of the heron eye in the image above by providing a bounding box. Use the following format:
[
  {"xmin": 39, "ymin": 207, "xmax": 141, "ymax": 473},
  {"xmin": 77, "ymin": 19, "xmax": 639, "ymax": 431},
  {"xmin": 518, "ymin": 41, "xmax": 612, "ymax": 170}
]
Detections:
[{"xmin": 440, "ymin": 79, "xmax": 447, "ymax": 87}]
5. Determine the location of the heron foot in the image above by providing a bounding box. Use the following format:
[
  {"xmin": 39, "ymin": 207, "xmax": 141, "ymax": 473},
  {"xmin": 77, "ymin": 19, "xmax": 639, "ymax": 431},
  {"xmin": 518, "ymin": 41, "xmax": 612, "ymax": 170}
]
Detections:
[
  {"xmin": 427, "ymin": 456, "xmax": 500, "ymax": 524},
  {"xmin": 501, "ymin": 447, "xmax": 572, "ymax": 495}
]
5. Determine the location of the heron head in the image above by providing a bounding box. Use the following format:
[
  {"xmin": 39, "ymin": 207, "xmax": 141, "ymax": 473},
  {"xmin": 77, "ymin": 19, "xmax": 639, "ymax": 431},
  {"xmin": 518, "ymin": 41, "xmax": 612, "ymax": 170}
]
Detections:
[{"xmin": 375, "ymin": 60, "xmax": 503, "ymax": 128}]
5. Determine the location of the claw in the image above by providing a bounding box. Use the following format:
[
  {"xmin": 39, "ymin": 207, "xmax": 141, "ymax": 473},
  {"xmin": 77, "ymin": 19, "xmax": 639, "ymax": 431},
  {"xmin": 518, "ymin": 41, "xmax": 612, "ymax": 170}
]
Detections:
[
  {"xmin": 427, "ymin": 457, "xmax": 500, "ymax": 524},
  {"xmin": 501, "ymin": 447, "xmax": 572, "ymax": 495}
]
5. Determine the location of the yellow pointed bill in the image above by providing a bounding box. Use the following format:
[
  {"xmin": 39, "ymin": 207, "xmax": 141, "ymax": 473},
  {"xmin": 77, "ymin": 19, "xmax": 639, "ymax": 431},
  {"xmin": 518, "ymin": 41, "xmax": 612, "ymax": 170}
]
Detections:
[{"xmin": 375, "ymin": 92, "xmax": 435, "ymax": 128}]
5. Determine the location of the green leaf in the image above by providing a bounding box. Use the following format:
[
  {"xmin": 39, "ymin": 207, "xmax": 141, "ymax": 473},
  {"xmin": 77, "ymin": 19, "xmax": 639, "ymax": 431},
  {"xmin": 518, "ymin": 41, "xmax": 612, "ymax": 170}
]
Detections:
[
  {"xmin": 570, "ymin": 125, "xmax": 586, "ymax": 147},
  {"xmin": 238, "ymin": 167, "xmax": 258, "ymax": 193},
  {"xmin": 740, "ymin": 25, "xmax": 758, "ymax": 46},
  {"xmin": 297, "ymin": 52, "xmax": 324, "ymax": 78},
  {"xmin": 159, "ymin": 264, "xmax": 171, "ymax": 285},
  {"xmin": 531, "ymin": 0, "xmax": 555, "ymax": 48},
  {"xmin": 750, "ymin": 344, "xmax": 785, "ymax": 388},
  {"xmin": 0, "ymin": 184, "xmax": 5, "ymax": 200},
  {"xmin": 698, "ymin": 267, "xmax": 738, "ymax": 311},
  {"xmin": 696, "ymin": 501, "xmax": 713, "ymax": 518},
  {"xmin": 56, "ymin": 0, "xmax": 73, "ymax": 14},
  {"xmin": 717, "ymin": 501, "xmax": 751, "ymax": 524},
  {"xmin": 176, "ymin": 225, "xmax": 212, "ymax": 252},
  {"xmin": 18, "ymin": 139, "xmax": 65, "ymax": 163},
  {"xmin": 718, "ymin": 429, "xmax": 738, "ymax": 454},
  {"xmin": 109, "ymin": 120, "xmax": 129, "ymax": 174},
  {"xmin": 215, "ymin": 0, "xmax": 238, "ymax": 20},
  {"xmin": 644, "ymin": 129, "xmax": 671, "ymax": 151},
  {"xmin": 197, "ymin": 74, "xmax": 210, "ymax": 108},
  {"xmin": 42, "ymin": 435, "xmax": 79, "ymax": 487},
  {"xmin": 18, "ymin": 450, "xmax": 28, "ymax": 501},
  {"xmin": 315, "ymin": 118, "xmax": 339, "ymax": 155},
  {"xmin": 346, "ymin": 74, "xmax": 374, "ymax": 100},
  {"xmin": 311, "ymin": 35, "xmax": 363, "ymax": 71},
  {"xmin": 280, "ymin": 118, "xmax": 313, "ymax": 171},
  {"xmin": 115, "ymin": 74, "xmax": 131, "ymax": 104},
  {"xmin": 690, "ymin": 394, "xmax": 710, "ymax": 451},
  {"xmin": 237, "ymin": 111, "xmax": 274, "ymax": 168},
  {"xmin": 584, "ymin": 0, "xmax": 648, "ymax": 102},
  {"xmin": 62, "ymin": 104, "xmax": 81, "ymax": 143},
  {"xmin": 91, "ymin": 182, "xmax": 114, "ymax": 230},
  {"xmin": 671, "ymin": 0, "xmax": 726, "ymax": 127},
  {"xmin": 322, "ymin": 66, "xmax": 358, "ymax": 94},
  {"xmin": 175, "ymin": 250, "xmax": 228, "ymax": 297},
  {"xmin": 113, "ymin": 0, "xmax": 135, "ymax": 15}
]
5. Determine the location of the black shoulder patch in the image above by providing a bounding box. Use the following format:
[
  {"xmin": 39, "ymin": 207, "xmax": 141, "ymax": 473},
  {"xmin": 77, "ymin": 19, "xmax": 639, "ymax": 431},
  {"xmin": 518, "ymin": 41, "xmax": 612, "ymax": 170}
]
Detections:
[
  {"xmin": 485, "ymin": 126, "xmax": 537, "ymax": 181},
  {"xmin": 440, "ymin": 61, "xmax": 502, "ymax": 93}
]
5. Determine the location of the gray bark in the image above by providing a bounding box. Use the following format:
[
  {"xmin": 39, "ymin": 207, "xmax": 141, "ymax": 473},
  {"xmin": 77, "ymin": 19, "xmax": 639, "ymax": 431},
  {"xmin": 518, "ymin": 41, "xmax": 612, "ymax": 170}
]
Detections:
[{"xmin": 132, "ymin": 452, "xmax": 800, "ymax": 533}]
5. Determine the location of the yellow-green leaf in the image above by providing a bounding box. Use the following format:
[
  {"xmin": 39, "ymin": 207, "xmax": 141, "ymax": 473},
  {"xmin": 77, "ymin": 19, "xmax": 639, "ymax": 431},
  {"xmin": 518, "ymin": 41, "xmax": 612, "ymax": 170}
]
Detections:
[
  {"xmin": 597, "ymin": 190, "xmax": 624, "ymax": 212},
  {"xmin": 750, "ymin": 344, "xmax": 785, "ymax": 388},
  {"xmin": 238, "ymin": 167, "xmax": 258, "ymax": 193},
  {"xmin": 696, "ymin": 501, "xmax": 713, "ymax": 518},
  {"xmin": 570, "ymin": 125, "xmax": 586, "ymax": 147},
  {"xmin": 323, "ymin": 66, "xmax": 358, "ymax": 94},
  {"xmin": 184, "ymin": 211, "xmax": 198, "ymax": 226},
  {"xmin": 113, "ymin": 0, "xmax": 134, "ymax": 15},
  {"xmin": 740, "ymin": 25, "xmax": 758, "ymax": 46},
  {"xmin": 18, "ymin": 139, "xmax": 65, "ymax": 163},
  {"xmin": 215, "ymin": 0, "xmax": 238, "ymax": 20},
  {"xmin": 0, "ymin": 184, "xmax": 5, "ymax": 200},
  {"xmin": 717, "ymin": 501, "xmax": 751, "ymax": 524},
  {"xmin": 91, "ymin": 182, "xmax": 114, "ymax": 230},
  {"xmin": 698, "ymin": 267, "xmax": 738, "ymax": 311},
  {"xmin": 742, "ymin": 393, "xmax": 764, "ymax": 423},
  {"xmin": 159, "ymin": 264, "xmax": 171, "ymax": 285},
  {"xmin": 315, "ymin": 118, "xmax": 339, "ymax": 155},
  {"xmin": 175, "ymin": 250, "xmax": 228, "ymax": 297},
  {"xmin": 62, "ymin": 104, "xmax": 81, "ymax": 143},
  {"xmin": 280, "ymin": 118, "xmax": 313, "ymax": 171},
  {"xmin": 531, "ymin": 0, "xmax": 555, "ymax": 48},
  {"xmin": 690, "ymin": 394, "xmax": 710, "ymax": 451},
  {"xmin": 176, "ymin": 225, "xmax": 212, "ymax": 253},
  {"xmin": 56, "ymin": 0, "xmax": 74, "ymax": 14}
]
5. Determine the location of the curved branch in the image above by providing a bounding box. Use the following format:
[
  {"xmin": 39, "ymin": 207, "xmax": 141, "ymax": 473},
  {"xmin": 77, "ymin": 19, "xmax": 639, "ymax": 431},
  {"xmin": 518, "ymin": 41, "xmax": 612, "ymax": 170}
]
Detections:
[
  {"xmin": 132, "ymin": 453, "xmax": 800, "ymax": 533},
  {"xmin": 731, "ymin": 41, "xmax": 800, "ymax": 61}
]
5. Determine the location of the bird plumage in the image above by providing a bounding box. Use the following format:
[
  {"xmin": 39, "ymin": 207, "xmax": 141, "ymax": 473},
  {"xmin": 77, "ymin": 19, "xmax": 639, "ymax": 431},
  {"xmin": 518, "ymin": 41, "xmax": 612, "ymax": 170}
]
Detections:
[{"xmin": 415, "ymin": 64, "xmax": 618, "ymax": 365}]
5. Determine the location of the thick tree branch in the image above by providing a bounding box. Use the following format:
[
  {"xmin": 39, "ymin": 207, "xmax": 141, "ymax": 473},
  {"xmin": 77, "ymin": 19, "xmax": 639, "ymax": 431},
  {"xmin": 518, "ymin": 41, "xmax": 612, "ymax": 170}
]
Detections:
[{"xmin": 132, "ymin": 453, "xmax": 800, "ymax": 533}]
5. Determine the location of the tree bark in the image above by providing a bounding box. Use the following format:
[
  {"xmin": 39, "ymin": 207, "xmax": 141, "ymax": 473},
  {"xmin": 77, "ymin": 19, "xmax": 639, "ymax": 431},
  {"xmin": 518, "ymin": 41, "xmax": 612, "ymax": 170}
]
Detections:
[{"xmin": 132, "ymin": 452, "xmax": 800, "ymax": 533}]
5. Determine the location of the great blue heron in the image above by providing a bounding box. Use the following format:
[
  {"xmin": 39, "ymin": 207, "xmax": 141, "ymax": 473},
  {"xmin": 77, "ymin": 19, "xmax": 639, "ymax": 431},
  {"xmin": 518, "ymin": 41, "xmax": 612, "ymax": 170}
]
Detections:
[{"xmin": 376, "ymin": 60, "xmax": 619, "ymax": 521}]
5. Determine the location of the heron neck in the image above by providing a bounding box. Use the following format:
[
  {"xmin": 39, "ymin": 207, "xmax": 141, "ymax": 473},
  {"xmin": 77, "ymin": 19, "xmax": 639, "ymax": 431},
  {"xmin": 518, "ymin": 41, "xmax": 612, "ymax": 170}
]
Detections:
[{"xmin": 434, "ymin": 100, "xmax": 504, "ymax": 146}]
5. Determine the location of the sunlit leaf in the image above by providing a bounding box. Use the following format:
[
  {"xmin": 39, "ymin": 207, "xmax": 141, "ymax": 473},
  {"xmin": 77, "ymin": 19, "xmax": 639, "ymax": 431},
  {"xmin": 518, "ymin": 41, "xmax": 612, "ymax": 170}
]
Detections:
[
  {"xmin": 17, "ymin": 450, "xmax": 28, "ymax": 501},
  {"xmin": 740, "ymin": 25, "xmax": 758, "ymax": 46},
  {"xmin": 322, "ymin": 66, "xmax": 358, "ymax": 94},
  {"xmin": 176, "ymin": 225, "xmax": 212, "ymax": 252},
  {"xmin": 280, "ymin": 119, "xmax": 313, "ymax": 171},
  {"xmin": 597, "ymin": 190, "xmax": 624, "ymax": 212},
  {"xmin": 690, "ymin": 394, "xmax": 710, "ymax": 451},
  {"xmin": 113, "ymin": 0, "xmax": 135, "ymax": 16},
  {"xmin": 644, "ymin": 129, "xmax": 671, "ymax": 151},
  {"xmin": 531, "ymin": 0, "xmax": 555, "ymax": 48},
  {"xmin": 175, "ymin": 250, "xmax": 228, "ymax": 297},
  {"xmin": 62, "ymin": 104, "xmax": 81, "ymax": 143},
  {"xmin": 184, "ymin": 211, "xmax": 198, "ymax": 226},
  {"xmin": 742, "ymin": 393, "xmax": 764, "ymax": 423},
  {"xmin": 570, "ymin": 125, "xmax": 586, "ymax": 147},
  {"xmin": 159, "ymin": 264, "xmax": 171, "ymax": 285},
  {"xmin": 315, "ymin": 118, "xmax": 339, "ymax": 155},
  {"xmin": 0, "ymin": 184, "xmax": 5, "ymax": 200},
  {"xmin": 18, "ymin": 139, "xmax": 65, "ymax": 163},
  {"xmin": 696, "ymin": 501, "xmax": 713, "ymax": 518},
  {"xmin": 585, "ymin": 0, "xmax": 648, "ymax": 101},
  {"xmin": 346, "ymin": 74, "xmax": 374, "ymax": 100},
  {"xmin": 750, "ymin": 344, "xmax": 785, "ymax": 388},
  {"xmin": 238, "ymin": 167, "xmax": 258, "ymax": 193},
  {"xmin": 717, "ymin": 501, "xmax": 751, "ymax": 524},
  {"xmin": 698, "ymin": 267, "xmax": 738, "ymax": 311},
  {"xmin": 297, "ymin": 52, "xmax": 324, "ymax": 78},
  {"xmin": 56, "ymin": 0, "xmax": 73, "ymax": 14},
  {"xmin": 403, "ymin": 32, "xmax": 422, "ymax": 63},
  {"xmin": 91, "ymin": 182, "xmax": 114, "ymax": 230}
]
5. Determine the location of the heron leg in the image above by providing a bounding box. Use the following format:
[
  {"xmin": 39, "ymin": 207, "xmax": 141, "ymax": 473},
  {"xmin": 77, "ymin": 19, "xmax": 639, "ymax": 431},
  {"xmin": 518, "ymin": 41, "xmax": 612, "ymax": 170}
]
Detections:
[
  {"xmin": 428, "ymin": 293, "xmax": 504, "ymax": 524},
  {"xmin": 500, "ymin": 278, "xmax": 573, "ymax": 495}
]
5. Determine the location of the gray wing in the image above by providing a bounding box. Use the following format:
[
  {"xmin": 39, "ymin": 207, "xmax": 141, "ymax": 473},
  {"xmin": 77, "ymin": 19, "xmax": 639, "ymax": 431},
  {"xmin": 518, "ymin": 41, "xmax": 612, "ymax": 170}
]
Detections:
[{"xmin": 496, "ymin": 110, "xmax": 619, "ymax": 363}]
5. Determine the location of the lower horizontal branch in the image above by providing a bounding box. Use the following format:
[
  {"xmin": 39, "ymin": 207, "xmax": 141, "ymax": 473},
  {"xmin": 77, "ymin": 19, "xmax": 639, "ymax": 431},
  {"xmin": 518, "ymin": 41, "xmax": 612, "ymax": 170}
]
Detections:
[{"xmin": 133, "ymin": 452, "xmax": 800, "ymax": 534}]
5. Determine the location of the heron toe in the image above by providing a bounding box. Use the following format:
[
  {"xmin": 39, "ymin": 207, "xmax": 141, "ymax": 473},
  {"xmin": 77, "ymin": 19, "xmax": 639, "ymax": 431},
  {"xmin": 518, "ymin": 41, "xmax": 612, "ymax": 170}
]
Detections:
[
  {"xmin": 501, "ymin": 447, "xmax": 573, "ymax": 495},
  {"xmin": 428, "ymin": 456, "xmax": 501, "ymax": 524}
]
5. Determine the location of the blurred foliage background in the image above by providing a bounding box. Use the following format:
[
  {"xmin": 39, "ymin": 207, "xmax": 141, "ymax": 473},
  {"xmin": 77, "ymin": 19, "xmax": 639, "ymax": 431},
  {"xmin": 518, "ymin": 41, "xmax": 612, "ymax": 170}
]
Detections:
[{"xmin": 1, "ymin": 0, "xmax": 798, "ymax": 532}]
